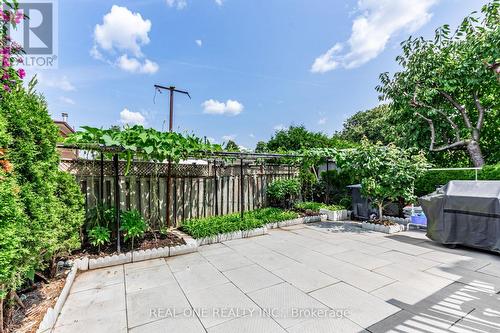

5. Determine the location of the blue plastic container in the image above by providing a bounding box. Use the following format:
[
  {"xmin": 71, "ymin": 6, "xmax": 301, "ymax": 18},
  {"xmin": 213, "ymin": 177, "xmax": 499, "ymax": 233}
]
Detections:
[{"xmin": 411, "ymin": 214, "xmax": 427, "ymax": 226}]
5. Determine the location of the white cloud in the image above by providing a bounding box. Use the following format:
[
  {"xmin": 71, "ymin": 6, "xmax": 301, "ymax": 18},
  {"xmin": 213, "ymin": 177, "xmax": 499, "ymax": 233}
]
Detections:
[
  {"xmin": 59, "ymin": 96, "xmax": 75, "ymax": 105},
  {"xmin": 117, "ymin": 55, "xmax": 158, "ymax": 74},
  {"xmin": 222, "ymin": 134, "xmax": 236, "ymax": 141},
  {"xmin": 318, "ymin": 117, "xmax": 327, "ymax": 125},
  {"xmin": 92, "ymin": 6, "xmax": 159, "ymax": 74},
  {"xmin": 206, "ymin": 136, "xmax": 218, "ymax": 144},
  {"xmin": 36, "ymin": 73, "xmax": 76, "ymax": 91},
  {"xmin": 94, "ymin": 5, "xmax": 151, "ymax": 57},
  {"xmin": 311, "ymin": 0, "xmax": 438, "ymax": 73},
  {"xmin": 202, "ymin": 99, "xmax": 244, "ymax": 116},
  {"xmin": 214, "ymin": 0, "xmax": 224, "ymax": 5},
  {"xmin": 119, "ymin": 108, "xmax": 146, "ymax": 126},
  {"xmin": 195, "ymin": 39, "xmax": 202, "ymax": 47},
  {"xmin": 249, "ymin": 133, "xmax": 255, "ymax": 138},
  {"xmin": 273, "ymin": 124, "xmax": 286, "ymax": 131},
  {"xmin": 166, "ymin": 0, "xmax": 187, "ymax": 9}
]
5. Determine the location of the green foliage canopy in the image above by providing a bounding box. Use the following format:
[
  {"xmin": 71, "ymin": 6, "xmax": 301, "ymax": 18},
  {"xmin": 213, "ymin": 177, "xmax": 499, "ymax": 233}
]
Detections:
[
  {"xmin": 377, "ymin": 1, "xmax": 500, "ymax": 167},
  {"xmin": 337, "ymin": 140, "xmax": 430, "ymax": 219}
]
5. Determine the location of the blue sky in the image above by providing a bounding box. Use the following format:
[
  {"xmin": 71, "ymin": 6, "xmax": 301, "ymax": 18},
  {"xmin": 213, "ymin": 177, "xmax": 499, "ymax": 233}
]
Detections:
[{"xmin": 30, "ymin": 0, "xmax": 483, "ymax": 150}]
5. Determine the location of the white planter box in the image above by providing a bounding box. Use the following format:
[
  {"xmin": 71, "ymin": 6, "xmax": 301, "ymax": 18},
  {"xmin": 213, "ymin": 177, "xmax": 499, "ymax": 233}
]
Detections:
[{"xmin": 320, "ymin": 209, "xmax": 348, "ymax": 221}]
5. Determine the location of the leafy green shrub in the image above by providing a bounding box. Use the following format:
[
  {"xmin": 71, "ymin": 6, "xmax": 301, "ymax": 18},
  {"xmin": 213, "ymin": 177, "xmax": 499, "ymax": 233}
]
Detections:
[
  {"xmin": 181, "ymin": 208, "xmax": 299, "ymax": 239},
  {"xmin": 85, "ymin": 204, "xmax": 116, "ymax": 230},
  {"xmin": 0, "ymin": 171, "xmax": 31, "ymax": 299},
  {"xmin": 120, "ymin": 210, "xmax": 147, "ymax": 249},
  {"xmin": 294, "ymin": 201, "xmax": 323, "ymax": 212},
  {"xmin": 294, "ymin": 201, "xmax": 346, "ymax": 213},
  {"xmin": 415, "ymin": 164, "xmax": 500, "ymax": 197},
  {"xmin": 0, "ymin": 82, "xmax": 85, "ymax": 298},
  {"xmin": 246, "ymin": 207, "xmax": 299, "ymax": 223},
  {"xmin": 88, "ymin": 226, "xmax": 111, "ymax": 252},
  {"xmin": 479, "ymin": 164, "xmax": 500, "ymax": 181},
  {"xmin": 266, "ymin": 178, "xmax": 300, "ymax": 208}
]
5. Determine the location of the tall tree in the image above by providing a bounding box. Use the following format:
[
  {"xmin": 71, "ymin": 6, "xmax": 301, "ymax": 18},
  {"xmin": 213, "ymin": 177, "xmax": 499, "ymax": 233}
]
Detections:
[
  {"xmin": 224, "ymin": 140, "xmax": 240, "ymax": 152},
  {"xmin": 266, "ymin": 125, "xmax": 333, "ymax": 151},
  {"xmin": 377, "ymin": 1, "xmax": 499, "ymax": 167}
]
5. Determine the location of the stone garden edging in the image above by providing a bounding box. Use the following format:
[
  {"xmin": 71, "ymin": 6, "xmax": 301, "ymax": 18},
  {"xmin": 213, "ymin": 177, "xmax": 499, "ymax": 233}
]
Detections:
[{"xmin": 360, "ymin": 221, "xmax": 405, "ymax": 234}]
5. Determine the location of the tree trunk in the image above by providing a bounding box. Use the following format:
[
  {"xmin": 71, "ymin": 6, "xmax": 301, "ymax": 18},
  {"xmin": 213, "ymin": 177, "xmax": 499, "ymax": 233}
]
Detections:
[
  {"xmin": 466, "ymin": 140, "xmax": 485, "ymax": 167},
  {"xmin": 378, "ymin": 203, "xmax": 384, "ymax": 222},
  {"xmin": 0, "ymin": 291, "xmax": 4, "ymax": 333}
]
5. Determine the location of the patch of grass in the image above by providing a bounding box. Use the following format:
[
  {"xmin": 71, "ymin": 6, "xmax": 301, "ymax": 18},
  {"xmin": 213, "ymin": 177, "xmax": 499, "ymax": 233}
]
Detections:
[{"xmin": 181, "ymin": 208, "xmax": 299, "ymax": 239}]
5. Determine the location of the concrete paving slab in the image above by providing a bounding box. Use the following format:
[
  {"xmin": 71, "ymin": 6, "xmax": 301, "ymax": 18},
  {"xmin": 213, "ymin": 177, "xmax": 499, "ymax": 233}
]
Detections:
[
  {"xmin": 419, "ymin": 250, "xmax": 487, "ymax": 270},
  {"xmin": 310, "ymin": 282, "xmax": 400, "ymax": 328},
  {"xmin": 287, "ymin": 317, "xmax": 365, "ymax": 333},
  {"xmin": 426, "ymin": 264, "xmax": 500, "ymax": 293},
  {"xmin": 125, "ymin": 258, "xmax": 167, "ymax": 271},
  {"xmin": 126, "ymin": 283, "xmax": 191, "ymax": 328},
  {"xmin": 207, "ymin": 315, "xmax": 286, "ymax": 333},
  {"xmin": 370, "ymin": 271, "xmax": 453, "ymax": 306},
  {"xmin": 125, "ymin": 264, "xmax": 177, "ymax": 293},
  {"xmin": 376, "ymin": 250, "xmax": 439, "ymax": 271},
  {"xmin": 173, "ymin": 262, "xmax": 229, "ymax": 293},
  {"xmin": 222, "ymin": 264, "xmax": 283, "ymax": 293},
  {"xmin": 449, "ymin": 307, "xmax": 500, "ymax": 333},
  {"xmin": 54, "ymin": 283, "xmax": 126, "ymax": 330},
  {"xmin": 204, "ymin": 251, "xmax": 254, "ymax": 271},
  {"xmin": 185, "ymin": 282, "xmax": 259, "ymax": 328},
  {"xmin": 333, "ymin": 251, "xmax": 392, "ymax": 270},
  {"xmin": 244, "ymin": 251, "xmax": 299, "ymax": 272},
  {"xmin": 273, "ymin": 262, "xmax": 339, "ymax": 293},
  {"xmin": 478, "ymin": 262, "xmax": 500, "ymax": 278},
  {"xmin": 166, "ymin": 252, "xmax": 208, "ymax": 273},
  {"xmin": 129, "ymin": 316, "xmax": 205, "ymax": 333},
  {"xmin": 248, "ymin": 283, "xmax": 328, "ymax": 329},
  {"xmin": 70, "ymin": 266, "xmax": 123, "ymax": 293},
  {"xmin": 367, "ymin": 310, "xmax": 454, "ymax": 333},
  {"xmin": 319, "ymin": 260, "xmax": 395, "ymax": 293}
]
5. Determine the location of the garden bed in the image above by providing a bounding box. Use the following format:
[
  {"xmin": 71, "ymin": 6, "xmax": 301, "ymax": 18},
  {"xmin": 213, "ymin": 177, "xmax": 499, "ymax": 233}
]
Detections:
[
  {"xmin": 73, "ymin": 231, "xmax": 185, "ymax": 258},
  {"xmin": 8, "ymin": 275, "xmax": 67, "ymax": 333}
]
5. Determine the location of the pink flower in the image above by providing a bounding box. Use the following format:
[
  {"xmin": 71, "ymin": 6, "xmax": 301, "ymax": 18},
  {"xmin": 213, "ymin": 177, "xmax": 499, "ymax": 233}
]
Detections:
[
  {"xmin": 1, "ymin": 12, "xmax": 10, "ymax": 22},
  {"xmin": 14, "ymin": 11, "xmax": 23, "ymax": 24},
  {"xmin": 3, "ymin": 84, "xmax": 11, "ymax": 92},
  {"xmin": 2, "ymin": 57, "xmax": 9, "ymax": 68},
  {"xmin": 17, "ymin": 68, "xmax": 25, "ymax": 79}
]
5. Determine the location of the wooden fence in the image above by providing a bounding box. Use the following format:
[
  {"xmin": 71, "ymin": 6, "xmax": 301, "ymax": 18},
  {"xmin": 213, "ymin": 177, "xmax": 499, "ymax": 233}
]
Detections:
[{"xmin": 60, "ymin": 159, "xmax": 298, "ymax": 227}]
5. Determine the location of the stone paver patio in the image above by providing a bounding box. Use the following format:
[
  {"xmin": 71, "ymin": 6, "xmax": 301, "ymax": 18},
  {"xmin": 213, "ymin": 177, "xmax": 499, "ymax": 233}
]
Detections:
[{"xmin": 53, "ymin": 222, "xmax": 500, "ymax": 333}]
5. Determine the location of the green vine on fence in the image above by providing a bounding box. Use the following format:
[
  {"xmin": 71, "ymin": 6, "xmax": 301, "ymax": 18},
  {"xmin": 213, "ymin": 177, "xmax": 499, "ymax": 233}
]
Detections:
[{"xmin": 65, "ymin": 125, "xmax": 223, "ymax": 172}]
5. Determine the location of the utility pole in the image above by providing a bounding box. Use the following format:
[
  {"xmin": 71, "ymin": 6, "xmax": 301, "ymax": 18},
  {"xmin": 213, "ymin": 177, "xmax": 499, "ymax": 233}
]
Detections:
[{"xmin": 154, "ymin": 84, "xmax": 191, "ymax": 227}]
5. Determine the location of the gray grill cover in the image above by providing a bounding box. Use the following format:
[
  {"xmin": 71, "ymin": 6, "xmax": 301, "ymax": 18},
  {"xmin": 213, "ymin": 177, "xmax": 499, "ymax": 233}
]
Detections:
[{"xmin": 419, "ymin": 180, "xmax": 500, "ymax": 253}]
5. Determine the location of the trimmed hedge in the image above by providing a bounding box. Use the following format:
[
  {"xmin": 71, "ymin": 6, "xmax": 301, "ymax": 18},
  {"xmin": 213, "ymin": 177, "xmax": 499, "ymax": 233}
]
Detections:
[
  {"xmin": 415, "ymin": 164, "xmax": 500, "ymax": 197},
  {"xmin": 181, "ymin": 208, "xmax": 299, "ymax": 239}
]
